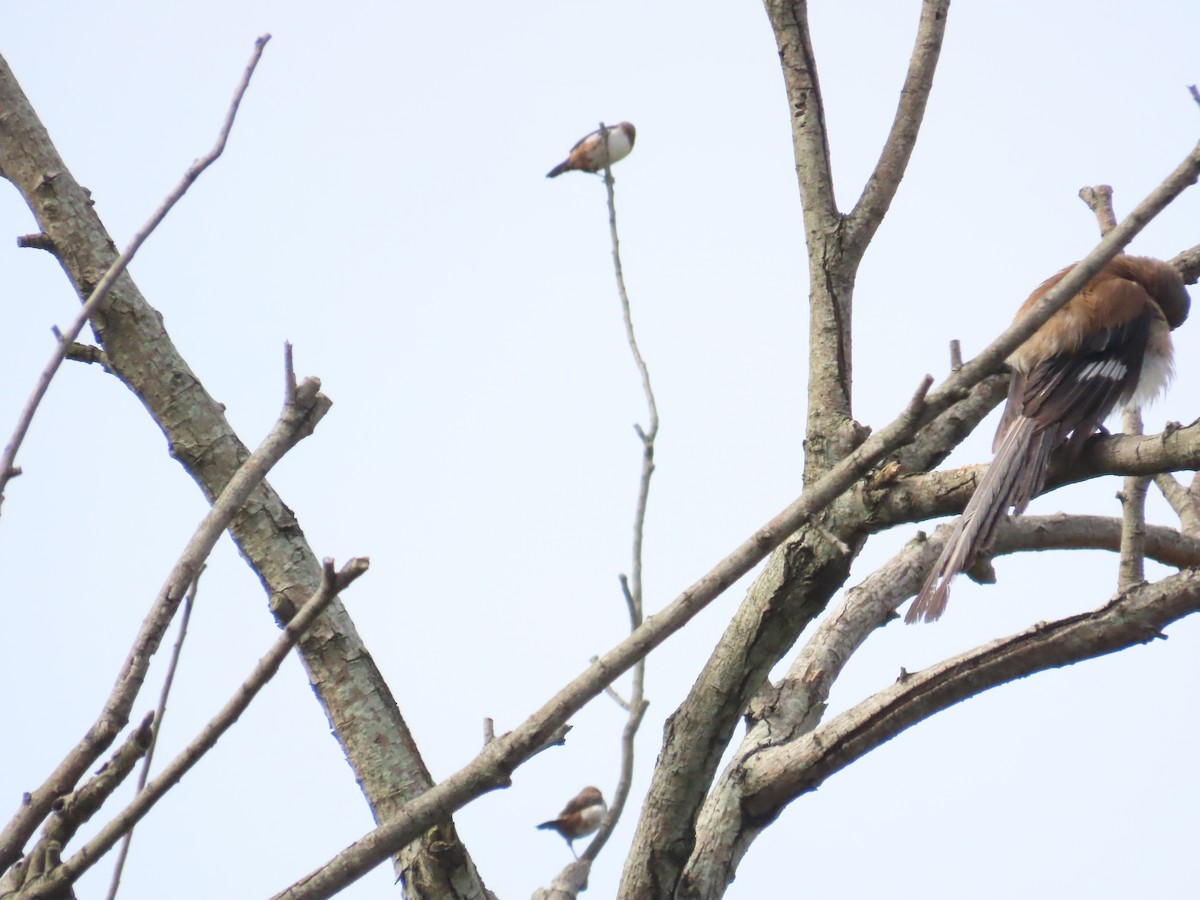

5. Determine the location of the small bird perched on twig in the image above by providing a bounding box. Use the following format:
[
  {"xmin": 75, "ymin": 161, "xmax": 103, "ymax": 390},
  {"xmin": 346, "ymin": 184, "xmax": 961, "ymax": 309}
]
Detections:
[
  {"xmin": 546, "ymin": 122, "xmax": 636, "ymax": 178},
  {"xmin": 536, "ymin": 786, "xmax": 607, "ymax": 858},
  {"xmin": 906, "ymin": 255, "xmax": 1191, "ymax": 624}
]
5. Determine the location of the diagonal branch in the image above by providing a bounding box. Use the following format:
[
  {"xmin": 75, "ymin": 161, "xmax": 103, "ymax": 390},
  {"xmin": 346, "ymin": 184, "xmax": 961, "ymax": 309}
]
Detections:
[
  {"xmin": 740, "ymin": 568, "xmax": 1200, "ymax": 820},
  {"xmin": 0, "ymin": 714, "xmax": 154, "ymax": 897},
  {"xmin": 105, "ymin": 571, "xmax": 203, "ymax": 900},
  {"xmin": 843, "ymin": 0, "xmax": 951, "ymax": 260},
  {"xmin": 617, "ymin": 135, "xmax": 1200, "ymax": 898},
  {"xmin": 15, "ymin": 558, "xmax": 370, "ymax": 900},
  {"xmin": 0, "ymin": 45, "xmax": 488, "ymax": 898},
  {"xmin": 0, "ymin": 35, "xmax": 270, "ymax": 512},
  {"xmin": 0, "ymin": 359, "xmax": 330, "ymax": 874},
  {"xmin": 683, "ymin": 512, "xmax": 1200, "ymax": 894}
]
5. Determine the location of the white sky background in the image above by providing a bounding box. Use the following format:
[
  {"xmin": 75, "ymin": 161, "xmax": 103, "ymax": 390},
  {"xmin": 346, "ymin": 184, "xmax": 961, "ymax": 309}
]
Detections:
[{"xmin": 1, "ymin": 2, "xmax": 1198, "ymax": 898}]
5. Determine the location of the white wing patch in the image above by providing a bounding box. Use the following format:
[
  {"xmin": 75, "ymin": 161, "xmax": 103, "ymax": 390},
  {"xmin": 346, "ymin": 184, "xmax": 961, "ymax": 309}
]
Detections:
[{"xmin": 1077, "ymin": 358, "xmax": 1127, "ymax": 381}]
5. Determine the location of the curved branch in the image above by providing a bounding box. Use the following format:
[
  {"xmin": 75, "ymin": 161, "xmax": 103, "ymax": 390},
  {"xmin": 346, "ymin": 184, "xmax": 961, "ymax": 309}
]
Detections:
[
  {"xmin": 843, "ymin": 0, "xmax": 951, "ymax": 259},
  {"xmin": 741, "ymin": 568, "xmax": 1200, "ymax": 819},
  {"xmin": 682, "ymin": 514, "xmax": 1200, "ymax": 894}
]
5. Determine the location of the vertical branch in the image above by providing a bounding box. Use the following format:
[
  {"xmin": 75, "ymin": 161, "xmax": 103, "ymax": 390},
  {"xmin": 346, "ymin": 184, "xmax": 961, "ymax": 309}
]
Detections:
[
  {"xmin": 763, "ymin": 0, "xmax": 849, "ymax": 479},
  {"xmin": 540, "ymin": 143, "xmax": 656, "ymax": 900},
  {"xmin": 619, "ymin": 6, "xmax": 954, "ymax": 896},
  {"xmin": 1080, "ymin": 185, "xmax": 1148, "ymax": 590},
  {"xmin": 597, "ymin": 148, "xmax": 655, "ymax": 854},
  {"xmin": 104, "ymin": 571, "xmax": 203, "ymax": 900},
  {"xmin": 765, "ymin": 0, "xmax": 950, "ymax": 478}
]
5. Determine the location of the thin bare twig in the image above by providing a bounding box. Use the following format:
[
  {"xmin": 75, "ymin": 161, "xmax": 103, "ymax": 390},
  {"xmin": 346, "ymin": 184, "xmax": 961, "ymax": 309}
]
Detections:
[
  {"xmin": 1078, "ymin": 184, "xmax": 1149, "ymax": 591},
  {"xmin": 588, "ymin": 156, "xmax": 654, "ymax": 861},
  {"xmin": 0, "ymin": 34, "xmax": 271, "ymax": 513},
  {"xmin": 16, "ymin": 558, "xmax": 369, "ymax": 900},
  {"xmin": 0, "ymin": 715, "xmax": 154, "ymax": 897},
  {"xmin": 537, "ymin": 134, "xmax": 658, "ymax": 897},
  {"xmin": 104, "ymin": 571, "xmax": 203, "ymax": 900},
  {"xmin": 0, "ymin": 355, "xmax": 329, "ymax": 874}
]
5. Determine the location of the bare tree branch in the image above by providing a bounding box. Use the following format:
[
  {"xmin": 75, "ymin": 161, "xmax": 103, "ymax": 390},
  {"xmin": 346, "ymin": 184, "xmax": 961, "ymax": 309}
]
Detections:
[
  {"xmin": 0, "ymin": 35, "xmax": 271, "ymax": 512},
  {"xmin": 534, "ymin": 137, "xmax": 658, "ymax": 898},
  {"xmin": 271, "ymin": 378, "xmax": 945, "ymax": 900},
  {"xmin": 763, "ymin": 0, "xmax": 837, "ymax": 222},
  {"xmin": 683, "ymin": 509, "xmax": 1200, "ymax": 894},
  {"xmin": 0, "ymin": 44, "xmax": 488, "ymax": 899},
  {"xmin": 0, "ymin": 360, "xmax": 328, "ymax": 874},
  {"xmin": 844, "ymin": 0, "xmax": 951, "ymax": 259},
  {"xmin": 1079, "ymin": 184, "xmax": 1118, "ymax": 234},
  {"xmin": 1077, "ymin": 183, "xmax": 1150, "ymax": 592},
  {"xmin": 104, "ymin": 571, "xmax": 203, "ymax": 900},
  {"xmin": 1155, "ymin": 471, "xmax": 1200, "ymax": 535},
  {"xmin": 740, "ymin": 569, "xmax": 1200, "ymax": 821},
  {"xmin": 864, "ymin": 419, "xmax": 1200, "ymax": 533},
  {"xmin": 892, "ymin": 373, "xmax": 1009, "ymax": 473},
  {"xmin": 1168, "ymin": 242, "xmax": 1200, "ymax": 283},
  {"xmin": 618, "ymin": 104, "xmax": 1200, "ymax": 900},
  {"xmin": 15, "ymin": 558, "xmax": 370, "ymax": 900},
  {"xmin": 0, "ymin": 715, "xmax": 154, "ymax": 897}
]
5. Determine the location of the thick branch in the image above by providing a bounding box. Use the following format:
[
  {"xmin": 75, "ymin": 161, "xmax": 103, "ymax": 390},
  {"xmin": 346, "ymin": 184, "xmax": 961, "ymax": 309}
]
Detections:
[
  {"xmin": 865, "ymin": 420, "xmax": 1200, "ymax": 532},
  {"xmin": 272, "ymin": 379, "xmax": 942, "ymax": 898},
  {"xmin": 0, "ymin": 47, "xmax": 486, "ymax": 898},
  {"xmin": 619, "ymin": 135, "xmax": 1200, "ymax": 898},
  {"xmin": 763, "ymin": 0, "xmax": 837, "ymax": 223},
  {"xmin": 740, "ymin": 569, "xmax": 1200, "ymax": 819},
  {"xmin": 682, "ymin": 512, "xmax": 1200, "ymax": 895}
]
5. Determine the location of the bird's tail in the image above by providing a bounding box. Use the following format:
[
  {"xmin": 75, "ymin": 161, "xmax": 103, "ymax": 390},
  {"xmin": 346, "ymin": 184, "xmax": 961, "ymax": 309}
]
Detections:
[
  {"xmin": 906, "ymin": 416, "xmax": 1057, "ymax": 623},
  {"xmin": 545, "ymin": 161, "xmax": 570, "ymax": 178},
  {"xmin": 536, "ymin": 820, "xmax": 559, "ymax": 831}
]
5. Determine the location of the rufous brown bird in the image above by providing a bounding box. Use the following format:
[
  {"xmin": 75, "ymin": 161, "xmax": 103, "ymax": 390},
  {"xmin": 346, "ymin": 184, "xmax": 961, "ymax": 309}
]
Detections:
[
  {"xmin": 906, "ymin": 255, "xmax": 1190, "ymax": 624},
  {"xmin": 546, "ymin": 122, "xmax": 636, "ymax": 178},
  {"xmin": 536, "ymin": 786, "xmax": 606, "ymax": 858}
]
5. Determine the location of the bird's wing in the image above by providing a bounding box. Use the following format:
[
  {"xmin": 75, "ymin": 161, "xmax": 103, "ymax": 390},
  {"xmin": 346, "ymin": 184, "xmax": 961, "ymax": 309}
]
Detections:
[{"xmin": 558, "ymin": 790, "xmax": 599, "ymax": 816}]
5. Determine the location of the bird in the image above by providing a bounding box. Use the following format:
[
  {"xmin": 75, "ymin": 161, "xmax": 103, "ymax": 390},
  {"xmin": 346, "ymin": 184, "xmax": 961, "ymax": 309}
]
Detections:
[
  {"xmin": 536, "ymin": 786, "xmax": 607, "ymax": 857},
  {"xmin": 546, "ymin": 122, "xmax": 636, "ymax": 178},
  {"xmin": 906, "ymin": 255, "xmax": 1190, "ymax": 624}
]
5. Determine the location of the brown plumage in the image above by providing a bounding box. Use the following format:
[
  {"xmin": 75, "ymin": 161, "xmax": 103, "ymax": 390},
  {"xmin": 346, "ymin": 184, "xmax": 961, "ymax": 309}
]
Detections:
[
  {"xmin": 536, "ymin": 786, "xmax": 606, "ymax": 858},
  {"xmin": 546, "ymin": 122, "xmax": 636, "ymax": 178},
  {"xmin": 906, "ymin": 255, "xmax": 1190, "ymax": 624}
]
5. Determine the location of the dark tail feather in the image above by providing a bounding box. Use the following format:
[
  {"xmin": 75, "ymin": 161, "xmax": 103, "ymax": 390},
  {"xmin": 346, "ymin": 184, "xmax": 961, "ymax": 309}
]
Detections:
[
  {"xmin": 536, "ymin": 820, "xmax": 558, "ymax": 831},
  {"xmin": 546, "ymin": 160, "xmax": 570, "ymax": 178},
  {"xmin": 906, "ymin": 416, "xmax": 1056, "ymax": 623}
]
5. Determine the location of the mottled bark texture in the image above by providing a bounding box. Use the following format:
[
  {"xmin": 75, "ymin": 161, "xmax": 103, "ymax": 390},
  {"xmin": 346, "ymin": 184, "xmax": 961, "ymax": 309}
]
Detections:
[{"xmin": 0, "ymin": 53, "xmax": 490, "ymax": 900}]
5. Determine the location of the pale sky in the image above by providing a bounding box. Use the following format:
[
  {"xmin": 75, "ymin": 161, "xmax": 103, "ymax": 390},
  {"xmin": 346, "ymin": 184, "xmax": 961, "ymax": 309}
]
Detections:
[{"xmin": 2, "ymin": 2, "xmax": 1199, "ymax": 898}]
